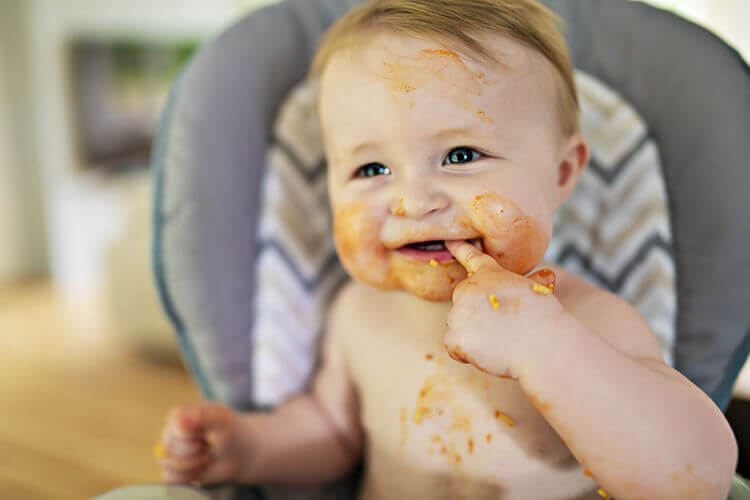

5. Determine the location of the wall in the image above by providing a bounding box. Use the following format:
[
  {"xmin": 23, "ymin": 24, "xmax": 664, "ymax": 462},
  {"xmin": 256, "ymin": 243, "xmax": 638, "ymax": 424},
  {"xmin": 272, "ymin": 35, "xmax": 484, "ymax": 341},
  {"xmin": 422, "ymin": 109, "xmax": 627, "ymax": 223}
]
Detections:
[
  {"xmin": 640, "ymin": 0, "xmax": 749, "ymax": 62},
  {"xmin": 0, "ymin": 1, "xmax": 48, "ymax": 286},
  {"xmin": 24, "ymin": 0, "xmax": 278, "ymax": 298}
]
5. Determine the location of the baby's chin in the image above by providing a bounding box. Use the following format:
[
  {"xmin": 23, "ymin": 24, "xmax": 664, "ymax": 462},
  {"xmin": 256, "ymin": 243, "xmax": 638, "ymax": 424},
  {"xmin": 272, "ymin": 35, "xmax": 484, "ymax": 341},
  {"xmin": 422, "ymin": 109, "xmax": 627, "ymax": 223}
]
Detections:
[
  {"xmin": 340, "ymin": 252, "xmax": 466, "ymax": 302},
  {"xmin": 388, "ymin": 254, "xmax": 467, "ymax": 302}
]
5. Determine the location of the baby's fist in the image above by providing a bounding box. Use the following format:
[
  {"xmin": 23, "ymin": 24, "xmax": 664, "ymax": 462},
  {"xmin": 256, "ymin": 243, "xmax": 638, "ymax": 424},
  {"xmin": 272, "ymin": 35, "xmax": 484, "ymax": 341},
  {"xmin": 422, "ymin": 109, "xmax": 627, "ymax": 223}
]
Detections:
[
  {"xmin": 443, "ymin": 240, "xmax": 563, "ymax": 379},
  {"xmin": 156, "ymin": 401, "xmax": 241, "ymax": 485}
]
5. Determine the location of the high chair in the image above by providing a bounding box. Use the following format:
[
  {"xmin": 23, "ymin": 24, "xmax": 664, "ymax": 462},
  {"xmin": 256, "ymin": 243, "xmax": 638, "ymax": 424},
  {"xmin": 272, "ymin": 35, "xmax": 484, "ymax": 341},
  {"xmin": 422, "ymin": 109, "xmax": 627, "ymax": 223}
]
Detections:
[{"xmin": 149, "ymin": 0, "xmax": 750, "ymax": 498}]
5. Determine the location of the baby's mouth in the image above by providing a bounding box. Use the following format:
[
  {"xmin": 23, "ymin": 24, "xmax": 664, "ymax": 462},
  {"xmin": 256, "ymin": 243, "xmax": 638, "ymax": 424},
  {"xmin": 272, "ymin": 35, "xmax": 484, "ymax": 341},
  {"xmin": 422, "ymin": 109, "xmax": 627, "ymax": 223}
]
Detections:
[{"xmin": 395, "ymin": 238, "xmax": 482, "ymax": 263}]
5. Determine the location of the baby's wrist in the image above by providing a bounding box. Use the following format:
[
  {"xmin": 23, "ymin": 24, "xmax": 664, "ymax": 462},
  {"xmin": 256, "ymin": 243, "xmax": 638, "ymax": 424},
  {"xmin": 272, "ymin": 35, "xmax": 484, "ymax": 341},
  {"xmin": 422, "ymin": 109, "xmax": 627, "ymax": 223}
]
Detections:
[
  {"xmin": 233, "ymin": 411, "xmax": 272, "ymax": 484},
  {"xmin": 511, "ymin": 311, "xmax": 582, "ymax": 382}
]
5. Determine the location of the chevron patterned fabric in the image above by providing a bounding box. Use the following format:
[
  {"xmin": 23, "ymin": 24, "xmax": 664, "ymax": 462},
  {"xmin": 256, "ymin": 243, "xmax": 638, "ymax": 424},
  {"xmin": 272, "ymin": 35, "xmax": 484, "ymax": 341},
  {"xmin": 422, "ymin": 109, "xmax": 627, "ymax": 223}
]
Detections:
[{"xmin": 252, "ymin": 71, "xmax": 676, "ymax": 406}]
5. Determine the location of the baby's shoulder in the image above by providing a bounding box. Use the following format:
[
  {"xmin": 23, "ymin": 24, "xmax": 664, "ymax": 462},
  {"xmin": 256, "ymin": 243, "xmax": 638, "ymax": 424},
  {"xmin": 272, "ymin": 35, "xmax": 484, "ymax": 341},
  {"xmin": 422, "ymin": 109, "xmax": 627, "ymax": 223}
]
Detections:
[{"xmin": 541, "ymin": 261, "xmax": 664, "ymax": 363}]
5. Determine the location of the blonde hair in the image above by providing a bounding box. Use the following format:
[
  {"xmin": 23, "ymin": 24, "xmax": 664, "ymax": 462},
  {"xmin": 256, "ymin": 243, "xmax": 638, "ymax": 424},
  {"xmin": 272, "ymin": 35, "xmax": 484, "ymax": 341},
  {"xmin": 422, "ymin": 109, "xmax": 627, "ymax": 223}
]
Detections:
[{"xmin": 308, "ymin": 0, "xmax": 579, "ymax": 136}]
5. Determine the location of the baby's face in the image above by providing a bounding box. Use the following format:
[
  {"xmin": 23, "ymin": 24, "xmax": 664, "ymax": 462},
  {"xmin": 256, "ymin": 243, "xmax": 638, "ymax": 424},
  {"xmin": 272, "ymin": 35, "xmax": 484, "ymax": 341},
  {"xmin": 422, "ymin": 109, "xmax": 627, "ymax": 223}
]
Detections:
[{"xmin": 319, "ymin": 31, "xmax": 580, "ymax": 301}]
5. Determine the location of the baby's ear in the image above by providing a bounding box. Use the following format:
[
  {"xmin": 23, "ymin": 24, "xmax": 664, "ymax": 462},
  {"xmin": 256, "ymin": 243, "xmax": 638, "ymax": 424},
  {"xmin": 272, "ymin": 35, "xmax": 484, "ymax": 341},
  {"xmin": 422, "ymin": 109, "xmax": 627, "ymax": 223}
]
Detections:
[{"xmin": 556, "ymin": 133, "xmax": 589, "ymax": 204}]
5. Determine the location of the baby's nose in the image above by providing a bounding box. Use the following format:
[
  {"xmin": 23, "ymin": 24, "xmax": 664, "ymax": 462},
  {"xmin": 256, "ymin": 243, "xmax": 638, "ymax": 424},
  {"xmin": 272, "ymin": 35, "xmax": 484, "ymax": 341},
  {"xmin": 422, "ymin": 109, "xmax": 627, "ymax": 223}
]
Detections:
[{"xmin": 390, "ymin": 184, "xmax": 450, "ymax": 219}]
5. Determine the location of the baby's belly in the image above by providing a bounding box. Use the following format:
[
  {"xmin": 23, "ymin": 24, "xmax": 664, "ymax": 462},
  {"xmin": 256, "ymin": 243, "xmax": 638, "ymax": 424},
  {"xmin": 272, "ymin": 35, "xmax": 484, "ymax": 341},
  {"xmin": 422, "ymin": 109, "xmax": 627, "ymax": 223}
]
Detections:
[
  {"xmin": 354, "ymin": 354, "xmax": 599, "ymax": 500},
  {"xmin": 358, "ymin": 445, "xmax": 600, "ymax": 500}
]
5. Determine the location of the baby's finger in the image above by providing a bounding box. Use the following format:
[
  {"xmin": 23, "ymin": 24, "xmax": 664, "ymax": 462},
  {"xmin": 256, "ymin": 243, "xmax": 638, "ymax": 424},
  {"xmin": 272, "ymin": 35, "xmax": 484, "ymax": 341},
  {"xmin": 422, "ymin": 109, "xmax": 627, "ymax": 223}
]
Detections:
[
  {"xmin": 165, "ymin": 406, "xmax": 204, "ymax": 439},
  {"xmin": 446, "ymin": 240, "xmax": 500, "ymax": 274},
  {"xmin": 163, "ymin": 433, "xmax": 206, "ymax": 458},
  {"xmin": 170, "ymin": 402, "xmax": 233, "ymax": 437},
  {"xmin": 159, "ymin": 453, "xmax": 212, "ymax": 476}
]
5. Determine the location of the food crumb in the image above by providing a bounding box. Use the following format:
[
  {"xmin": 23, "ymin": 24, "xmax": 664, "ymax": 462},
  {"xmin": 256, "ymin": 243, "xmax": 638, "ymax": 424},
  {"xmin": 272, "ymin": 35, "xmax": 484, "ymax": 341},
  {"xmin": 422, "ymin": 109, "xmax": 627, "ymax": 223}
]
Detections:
[
  {"xmin": 429, "ymin": 259, "xmax": 438, "ymax": 267},
  {"xmin": 486, "ymin": 433, "xmax": 492, "ymax": 443},
  {"xmin": 488, "ymin": 294, "xmax": 500, "ymax": 309},
  {"xmin": 153, "ymin": 442, "xmax": 166, "ymax": 459},
  {"xmin": 395, "ymin": 197, "xmax": 406, "ymax": 216},
  {"xmin": 425, "ymin": 353, "xmax": 434, "ymax": 360},
  {"xmin": 494, "ymin": 410, "xmax": 515, "ymax": 426},
  {"xmin": 597, "ymin": 488, "xmax": 611, "ymax": 499},
  {"xmin": 468, "ymin": 438, "xmax": 474, "ymax": 453},
  {"xmin": 532, "ymin": 283, "xmax": 552, "ymax": 295},
  {"xmin": 414, "ymin": 407, "xmax": 425, "ymax": 424},
  {"xmin": 583, "ymin": 469, "xmax": 592, "ymax": 477}
]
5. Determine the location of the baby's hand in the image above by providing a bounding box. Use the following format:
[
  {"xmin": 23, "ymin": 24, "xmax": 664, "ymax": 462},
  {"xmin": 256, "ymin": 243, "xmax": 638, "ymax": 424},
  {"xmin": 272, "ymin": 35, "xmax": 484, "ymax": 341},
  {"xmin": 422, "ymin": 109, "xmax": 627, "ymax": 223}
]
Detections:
[
  {"xmin": 443, "ymin": 240, "xmax": 562, "ymax": 379},
  {"xmin": 155, "ymin": 401, "xmax": 242, "ymax": 485}
]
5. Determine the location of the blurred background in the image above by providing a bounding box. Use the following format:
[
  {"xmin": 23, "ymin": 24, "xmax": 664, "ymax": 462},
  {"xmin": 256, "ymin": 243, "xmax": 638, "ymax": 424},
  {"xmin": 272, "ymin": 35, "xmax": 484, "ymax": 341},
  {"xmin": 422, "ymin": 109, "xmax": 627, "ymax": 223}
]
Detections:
[{"xmin": 0, "ymin": 0, "xmax": 747, "ymax": 498}]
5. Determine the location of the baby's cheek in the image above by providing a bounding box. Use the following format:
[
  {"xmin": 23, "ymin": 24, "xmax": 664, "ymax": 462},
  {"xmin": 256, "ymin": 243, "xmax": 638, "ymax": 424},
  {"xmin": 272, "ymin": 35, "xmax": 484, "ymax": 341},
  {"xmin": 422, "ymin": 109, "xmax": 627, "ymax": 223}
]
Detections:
[
  {"xmin": 333, "ymin": 203, "xmax": 399, "ymax": 289},
  {"xmin": 469, "ymin": 193, "xmax": 549, "ymax": 274}
]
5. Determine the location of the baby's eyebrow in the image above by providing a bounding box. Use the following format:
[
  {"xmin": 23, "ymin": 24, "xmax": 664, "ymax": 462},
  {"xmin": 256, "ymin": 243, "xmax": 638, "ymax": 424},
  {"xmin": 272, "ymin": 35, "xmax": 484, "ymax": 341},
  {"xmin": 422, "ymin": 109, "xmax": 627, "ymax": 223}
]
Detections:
[{"xmin": 337, "ymin": 125, "xmax": 487, "ymax": 160}]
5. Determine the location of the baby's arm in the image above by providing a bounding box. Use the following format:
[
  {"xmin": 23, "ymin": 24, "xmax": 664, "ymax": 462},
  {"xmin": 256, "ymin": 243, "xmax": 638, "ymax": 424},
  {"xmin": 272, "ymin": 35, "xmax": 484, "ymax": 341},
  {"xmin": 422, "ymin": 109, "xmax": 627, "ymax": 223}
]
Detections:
[
  {"xmin": 514, "ymin": 286, "xmax": 738, "ymax": 500},
  {"xmin": 444, "ymin": 241, "xmax": 737, "ymax": 500},
  {"xmin": 158, "ymin": 285, "xmax": 363, "ymax": 485}
]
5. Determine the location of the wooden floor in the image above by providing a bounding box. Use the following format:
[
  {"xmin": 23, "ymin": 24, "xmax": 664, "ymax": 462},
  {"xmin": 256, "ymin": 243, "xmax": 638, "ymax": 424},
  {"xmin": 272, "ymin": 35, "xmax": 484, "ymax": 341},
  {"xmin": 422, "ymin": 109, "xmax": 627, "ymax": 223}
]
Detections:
[{"xmin": 0, "ymin": 281, "xmax": 200, "ymax": 500}]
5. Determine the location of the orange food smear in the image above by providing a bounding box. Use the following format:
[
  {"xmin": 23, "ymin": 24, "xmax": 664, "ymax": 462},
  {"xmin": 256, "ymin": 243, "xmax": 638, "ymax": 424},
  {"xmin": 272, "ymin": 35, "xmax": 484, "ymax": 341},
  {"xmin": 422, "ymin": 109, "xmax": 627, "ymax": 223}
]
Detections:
[
  {"xmin": 425, "ymin": 353, "xmax": 434, "ymax": 360},
  {"xmin": 468, "ymin": 438, "xmax": 474, "ymax": 453},
  {"xmin": 494, "ymin": 410, "xmax": 515, "ymax": 426},
  {"xmin": 486, "ymin": 433, "xmax": 492, "ymax": 443},
  {"xmin": 528, "ymin": 268, "xmax": 557, "ymax": 289},
  {"xmin": 394, "ymin": 197, "xmax": 406, "ymax": 216},
  {"xmin": 469, "ymin": 193, "xmax": 548, "ymax": 274},
  {"xmin": 527, "ymin": 394, "xmax": 550, "ymax": 412},
  {"xmin": 583, "ymin": 469, "xmax": 593, "ymax": 477}
]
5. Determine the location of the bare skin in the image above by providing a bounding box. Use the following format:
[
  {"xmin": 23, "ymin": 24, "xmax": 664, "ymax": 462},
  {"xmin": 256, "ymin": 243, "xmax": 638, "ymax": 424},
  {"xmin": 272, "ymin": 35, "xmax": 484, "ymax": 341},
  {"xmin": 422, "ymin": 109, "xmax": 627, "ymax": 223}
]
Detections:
[{"xmin": 156, "ymin": 30, "xmax": 737, "ymax": 499}]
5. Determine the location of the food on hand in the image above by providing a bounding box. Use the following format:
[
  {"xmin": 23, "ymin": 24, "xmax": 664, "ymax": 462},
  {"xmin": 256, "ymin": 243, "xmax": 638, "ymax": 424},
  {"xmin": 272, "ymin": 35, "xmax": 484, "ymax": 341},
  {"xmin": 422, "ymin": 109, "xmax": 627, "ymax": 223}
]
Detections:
[
  {"xmin": 528, "ymin": 268, "xmax": 557, "ymax": 290},
  {"xmin": 531, "ymin": 283, "xmax": 553, "ymax": 295}
]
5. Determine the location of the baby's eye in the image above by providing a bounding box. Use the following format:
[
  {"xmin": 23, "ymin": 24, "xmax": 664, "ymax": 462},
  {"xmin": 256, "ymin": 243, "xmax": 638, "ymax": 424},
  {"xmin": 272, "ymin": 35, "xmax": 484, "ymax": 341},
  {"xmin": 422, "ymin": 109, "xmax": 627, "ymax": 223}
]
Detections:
[
  {"xmin": 354, "ymin": 163, "xmax": 391, "ymax": 178},
  {"xmin": 443, "ymin": 147, "xmax": 482, "ymax": 165}
]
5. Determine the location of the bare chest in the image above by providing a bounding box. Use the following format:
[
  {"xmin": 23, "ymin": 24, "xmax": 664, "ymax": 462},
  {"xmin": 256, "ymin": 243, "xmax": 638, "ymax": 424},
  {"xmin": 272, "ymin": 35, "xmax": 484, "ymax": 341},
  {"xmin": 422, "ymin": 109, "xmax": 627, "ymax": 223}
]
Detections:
[{"xmin": 345, "ymin": 291, "xmax": 597, "ymax": 499}]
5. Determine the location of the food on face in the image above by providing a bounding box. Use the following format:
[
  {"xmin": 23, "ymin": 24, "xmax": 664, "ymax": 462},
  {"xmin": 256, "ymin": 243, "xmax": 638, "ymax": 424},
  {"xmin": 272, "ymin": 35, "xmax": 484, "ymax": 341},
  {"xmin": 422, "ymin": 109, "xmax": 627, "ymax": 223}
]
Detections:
[
  {"xmin": 429, "ymin": 258, "xmax": 439, "ymax": 267},
  {"xmin": 531, "ymin": 283, "xmax": 553, "ymax": 295},
  {"xmin": 583, "ymin": 469, "xmax": 593, "ymax": 477},
  {"xmin": 394, "ymin": 197, "xmax": 406, "ymax": 216},
  {"xmin": 597, "ymin": 488, "xmax": 611, "ymax": 499},
  {"xmin": 153, "ymin": 442, "xmax": 167, "ymax": 458},
  {"xmin": 488, "ymin": 294, "xmax": 500, "ymax": 309}
]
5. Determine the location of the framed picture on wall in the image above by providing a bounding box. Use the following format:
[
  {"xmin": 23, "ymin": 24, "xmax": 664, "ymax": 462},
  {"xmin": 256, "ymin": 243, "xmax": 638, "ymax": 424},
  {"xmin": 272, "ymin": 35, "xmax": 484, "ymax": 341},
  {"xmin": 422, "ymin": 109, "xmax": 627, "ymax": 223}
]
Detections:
[{"xmin": 69, "ymin": 38, "xmax": 197, "ymax": 172}]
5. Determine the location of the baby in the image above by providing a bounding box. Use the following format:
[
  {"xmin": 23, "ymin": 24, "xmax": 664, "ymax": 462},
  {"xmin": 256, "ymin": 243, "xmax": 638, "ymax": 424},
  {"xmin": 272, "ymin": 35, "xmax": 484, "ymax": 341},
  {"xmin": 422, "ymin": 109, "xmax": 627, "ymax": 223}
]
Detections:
[{"xmin": 156, "ymin": 0, "xmax": 738, "ymax": 498}]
